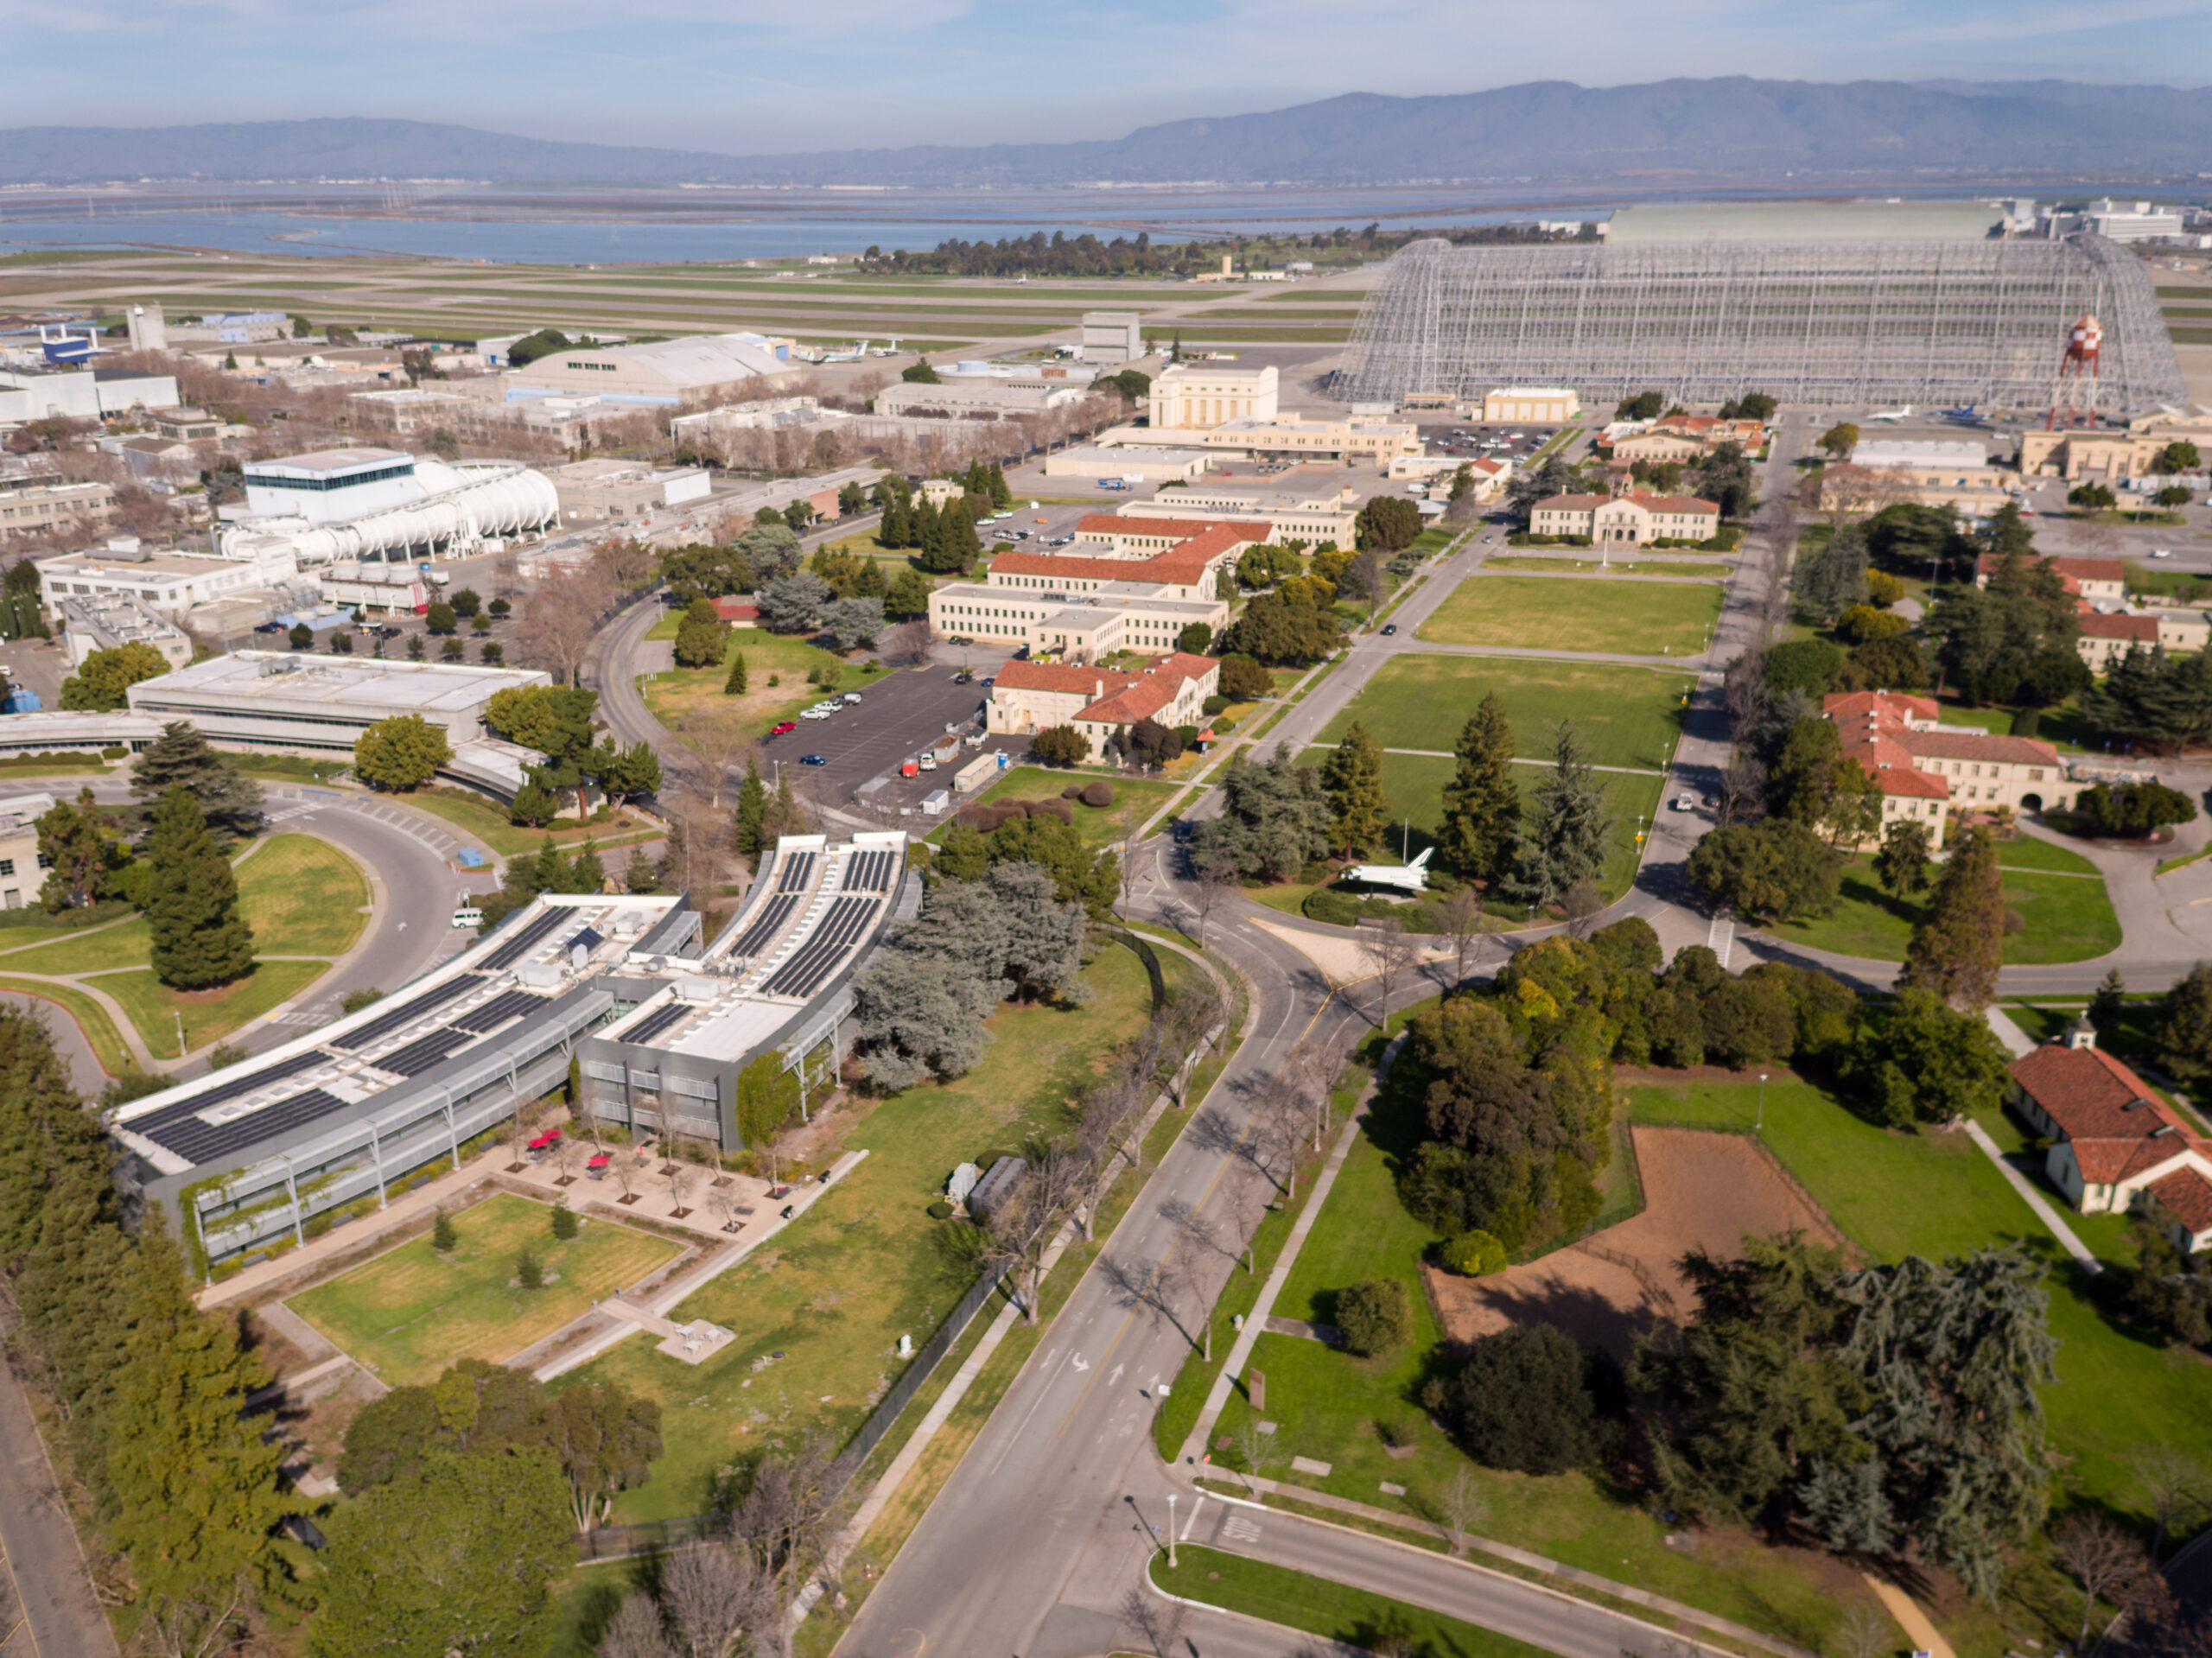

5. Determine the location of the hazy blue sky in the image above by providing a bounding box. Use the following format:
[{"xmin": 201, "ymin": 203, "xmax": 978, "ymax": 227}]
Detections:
[{"xmin": 9, "ymin": 0, "xmax": 2211, "ymax": 150}]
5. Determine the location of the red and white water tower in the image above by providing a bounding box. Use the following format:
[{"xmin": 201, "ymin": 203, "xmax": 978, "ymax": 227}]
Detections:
[{"xmin": 2047, "ymin": 312, "xmax": 2103, "ymax": 429}]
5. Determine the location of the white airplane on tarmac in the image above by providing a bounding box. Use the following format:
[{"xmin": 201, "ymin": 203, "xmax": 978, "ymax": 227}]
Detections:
[
  {"xmin": 1867, "ymin": 404, "xmax": 1914, "ymax": 422},
  {"xmin": 1342, "ymin": 847, "xmax": 1434, "ymax": 894}
]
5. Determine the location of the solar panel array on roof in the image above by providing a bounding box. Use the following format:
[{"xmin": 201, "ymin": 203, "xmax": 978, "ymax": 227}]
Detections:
[
  {"xmin": 330, "ymin": 974, "xmax": 475, "ymax": 1051},
  {"xmin": 376, "ymin": 1027, "xmax": 480, "ymax": 1078},
  {"xmin": 622, "ymin": 1001, "xmax": 690, "ymax": 1047},
  {"xmin": 841, "ymin": 848, "xmax": 897, "ymax": 893},
  {"xmin": 125, "ymin": 1049, "xmax": 326, "ymax": 1143},
  {"xmin": 566, "ymin": 927, "xmax": 605, "ymax": 954},
  {"xmin": 142, "ymin": 1088, "xmax": 348, "ymax": 1165},
  {"xmin": 776, "ymin": 852, "xmax": 817, "ymax": 893},
  {"xmin": 451, "ymin": 990, "xmax": 545, "ymax": 1035},
  {"xmin": 731, "ymin": 893, "xmax": 799, "ymax": 957},
  {"xmin": 476, "ymin": 905, "xmax": 568, "ymax": 970},
  {"xmin": 763, "ymin": 896, "xmax": 880, "ymax": 999}
]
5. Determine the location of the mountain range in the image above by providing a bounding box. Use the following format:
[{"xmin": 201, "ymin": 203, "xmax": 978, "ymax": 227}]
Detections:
[{"xmin": 7, "ymin": 79, "xmax": 2212, "ymax": 189}]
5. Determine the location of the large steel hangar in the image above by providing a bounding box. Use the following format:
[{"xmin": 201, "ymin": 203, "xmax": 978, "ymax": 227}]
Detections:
[{"xmin": 1332, "ymin": 233, "xmax": 2187, "ymax": 416}]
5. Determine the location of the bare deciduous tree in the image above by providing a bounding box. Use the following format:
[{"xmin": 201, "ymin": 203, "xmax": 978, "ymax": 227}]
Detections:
[
  {"xmin": 731, "ymin": 1431, "xmax": 842, "ymax": 1598},
  {"xmin": 2132, "ymin": 1444, "xmax": 2209, "ymax": 1560},
  {"xmin": 552, "ymin": 1133, "xmax": 582, "ymax": 1186},
  {"xmin": 1437, "ymin": 1468, "xmax": 1489, "ymax": 1559},
  {"xmin": 660, "ymin": 1542, "xmax": 778, "ymax": 1658},
  {"xmin": 592, "ymin": 535, "xmax": 658, "ymax": 595},
  {"xmin": 1190, "ymin": 848, "xmax": 1238, "ymax": 947},
  {"xmin": 1118, "ymin": 1585, "xmax": 1188, "ymax": 1658},
  {"xmin": 980, "ymin": 1149, "xmax": 1084, "ymax": 1323},
  {"xmin": 878, "ymin": 619, "xmax": 932, "ymax": 669},
  {"xmin": 1232, "ymin": 1413, "xmax": 1283, "ymax": 1493},
  {"xmin": 677, "ymin": 714, "xmax": 747, "ymax": 809},
  {"xmin": 664, "ymin": 1160, "xmax": 696, "ymax": 1217},
  {"xmin": 1831, "ymin": 1601, "xmax": 1891, "ymax": 1658},
  {"xmin": 1357, "ymin": 918, "xmax": 1419, "ymax": 1025},
  {"xmin": 513, "ymin": 564, "xmax": 614, "ymax": 686},
  {"xmin": 1560, "ymin": 876, "xmax": 1605, "ymax": 939},
  {"xmin": 2054, "ymin": 1512, "xmax": 2151, "ymax": 1648},
  {"xmin": 1440, "ymin": 886, "xmax": 1493, "ymax": 988}
]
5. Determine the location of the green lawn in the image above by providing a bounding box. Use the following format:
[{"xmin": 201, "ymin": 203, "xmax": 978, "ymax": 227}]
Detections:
[
  {"xmin": 401, "ymin": 791, "xmax": 658, "ymax": 860},
  {"xmin": 934, "ymin": 766, "xmax": 1182, "ymax": 850},
  {"xmin": 1482, "ymin": 556, "xmax": 1732, "ymax": 579},
  {"xmin": 97, "ymin": 957, "xmax": 328, "ymax": 1058},
  {"xmin": 641, "ymin": 632, "xmax": 898, "ymax": 741},
  {"xmin": 1199, "ymin": 1055, "xmax": 1871, "ymax": 1649},
  {"xmin": 1296, "ymin": 749, "xmax": 1663, "ymax": 907},
  {"xmin": 563, "ymin": 940, "xmax": 1179, "ymax": 1522},
  {"xmin": 1151, "ymin": 1547, "xmax": 1553, "ymax": 1658},
  {"xmin": 1935, "ymin": 701, "xmax": 2094, "ymax": 753},
  {"xmin": 1418, "ymin": 575, "xmax": 1722, "ymax": 655},
  {"xmin": 288, "ymin": 1192, "xmax": 684, "ymax": 1388},
  {"xmin": 1317, "ymin": 656, "xmax": 1692, "ymax": 772},
  {"xmin": 1770, "ymin": 853, "xmax": 2119, "ymax": 965}
]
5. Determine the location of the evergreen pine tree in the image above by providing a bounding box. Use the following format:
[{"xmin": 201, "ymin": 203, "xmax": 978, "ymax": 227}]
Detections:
[
  {"xmin": 881, "ymin": 493, "xmax": 910, "ymax": 549},
  {"xmin": 105, "ymin": 1215, "xmax": 300, "ymax": 1607},
  {"xmin": 1500, "ymin": 721, "xmax": 1610, "ymax": 909},
  {"xmin": 1319, "ymin": 721, "xmax": 1390, "ymax": 858},
  {"xmin": 1437, "ymin": 694, "xmax": 1520, "ymax": 882},
  {"xmin": 130, "ymin": 721, "xmax": 264, "ymax": 842},
  {"xmin": 433, "ymin": 1208, "xmax": 457, "ymax": 1252},
  {"xmin": 571, "ymin": 836, "xmax": 605, "ymax": 895},
  {"xmin": 764, "ymin": 767, "xmax": 804, "ymax": 842},
  {"xmin": 734, "ymin": 757, "xmax": 768, "ymax": 855},
  {"xmin": 146, "ymin": 786, "xmax": 253, "ymax": 990},
  {"xmin": 1900, "ymin": 823, "xmax": 2005, "ymax": 1009},
  {"xmin": 531, "ymin": 835, "xmax": 569, "ymax": 894},
  {"xmin": 622, "ymin": 847, "xmax": 658, "ymax": 893},
  {"xmin": 988, "ymin": 462, "xmax": 1012, "ymax": 508},
  {"xmin": 550, "ymin": 1203, "xmax": 578, "ymax": 1241},
  {"xmin": 911, "ymin": 497, "xmax": 940, "ymax": 562},
  {"xmin": 516, "ymin": 1245, "xmax": 543, "ymax": 1290},
  {"xmin": 724, "ymin": 650, "xmax": 748, "ymax": 695}
]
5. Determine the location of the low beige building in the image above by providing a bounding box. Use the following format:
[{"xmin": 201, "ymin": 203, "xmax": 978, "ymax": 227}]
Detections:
[
  {"xmin": 0, "ymin": 480, "xmax": 118, "ymax": 541},
  {"xmin": 2020, "ymin": 408, "xmax": 2212, "ymax": 480},
  {"xmin": 1117, "ymin": 483, "xmax": 1357, "ymax": 546},
  {"xmin": 2010, "ymin": 1029, "xmax": 2212, "ymax": 1251},
  {"xmin": 505, "ymin": 333, "xmax": 799, "ymax": 407},
  {"xmin": 0, "ymin": 791, "xmax": 55, "ymax": 912},
  {"xmin": 1146, "ymin": 363, "xmax": 1278, "ymax": 429},
  {"xmin": 987, "ymin": 652, "xmax": 1220, "ymax": 752},
  {"xmin": 548, "ymin": 458, "xmax": 712, "ymax": 523},
  {"xmin": 1482, "ymin": 387, "xmax": 1580, "ymax": 424},
  {"xmin": 2078, "ymin": 611, "xmax": 2162, "ymax": 670},
  {"xmin": 1529, "ymin": 491, "xmax": 1719, "ymax": 545},
  {"xmin": 1824, "ymin": 691, "xmax": 2078, "ymax": 829}
]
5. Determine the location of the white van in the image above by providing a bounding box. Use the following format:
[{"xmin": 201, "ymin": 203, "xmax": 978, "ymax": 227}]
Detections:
[{"xmin": 452, "ymin": 907, "xmax": 485, "ymax": 929}]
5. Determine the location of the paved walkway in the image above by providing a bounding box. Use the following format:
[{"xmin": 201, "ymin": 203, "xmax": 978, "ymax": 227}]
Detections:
[
  {"xmin": 1864, "ymin": 1572, "xmax": 1957, "ymax": 1658},
  {"xmin": 1975, "ymin": 1007, "xmax": 2102, "ymax": 1274},
  {"xmin": 1178, "ymin": 1040, "xmax": 1399, "ymax": 1464},
  {"xmin": 0, "ymin": 1342, "xmax": 121, "ymax": 1658}
]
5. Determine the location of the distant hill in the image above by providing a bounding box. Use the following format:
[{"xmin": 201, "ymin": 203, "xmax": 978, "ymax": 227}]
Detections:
[{"xmin": 9, "ymin": 80, "xmax": 2212, "ymax": 188}]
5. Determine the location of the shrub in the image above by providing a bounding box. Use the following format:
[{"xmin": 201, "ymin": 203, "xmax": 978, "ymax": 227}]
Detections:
[
  {"xmin": 1031, "ymin": 797, "xmax": 1074, "ymax": 825},
  {"xmin": 2003, "ymin": 908, "xmax": 2026, "ymax": 934},
  {"xmin": 550, "ymin": 1203, "xmax": 579, "ymax": 1240},
  {"xmin": 340, "ymin": 986, "xmax": 385, "ymax": 1013},
  {"xmin": 1439, "ymin": 1230, "xmax": 1508, "ymax": 1276},
  {"xmin": 516, "ymin": 1245, "xmax": 544, "ymax": 1290},
  {"xmin": 100, "ymin": 745, "xmax": 128, "ymax": 759},
  {"xmin": 1203, "ymin": 694, "xmax": 1230, "ymax": 716},
  {"xmin": 927, "ymin": 1199, "xmax": 955, "ymax": 1220},
  {"xmin": 1081, "ymin": 780, "xmax": 1115, "ymax": 808},
  {"xmin": 1335, "ymin": 1280, "xmax": 1411, "ymax": 1357},
  {"xmin": 431, "ymin": 1208, "xmax": 457, "ymax": 1252},
  {"xmin": 1062, "ymin": 785, "xmax": 1084, "ymax": 800}
]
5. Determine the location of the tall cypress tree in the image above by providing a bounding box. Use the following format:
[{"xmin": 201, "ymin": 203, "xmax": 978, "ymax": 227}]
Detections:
[
  {"xmin": 105, "ymin": 1214, "xmax": 301, "ymax": 1609},
  {"xmin": 734, "ymin": 757, "xmax": 768, "ymax": 855},
  {"xmin": 988, "ymin": 461, "xmax": 1012, "ymax": 508},
  {"xmin": 571, "ymin": 836, "xmax": 605, "ymax": 895},
  {"xmin": 1438, "ymin": 694, "xmax": 1520, "ymax": 882},
  {"xmin": 1900, "ymin": 823, "xmax": 2005, "ymax": 1009},
  {"xmin": 724, "ymin": 650, "xmax": 749, "ymax": 696},
  {"xmin": 1500, "ymin": 721, "xmax": 1609, "ymax": 909},
  {"xmin": 129, "ymin": 721, "xmax": 264, "ymax": 843},
  {"xmin": 147, "ymin": 786, "xmax": 253, "ymax": 990},
  {"xmin": 1320, "ymin": 721, "xmax": 1390, "ymax": 859}
]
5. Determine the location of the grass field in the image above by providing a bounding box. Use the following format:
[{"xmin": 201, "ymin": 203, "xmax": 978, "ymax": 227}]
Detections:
[
  {"xmin": 1150, "ymin": 1547, "xmax": 1553, "ymax": 1658},
  {"xmin": 641, "ymin": 632, "xmax": 897, "ymax": 741},
  {"xmin": 1936, "ymin": 701, "xmax": 2094, "ymax": 753},
  {"xmin": 936, "ymin": 766, "xmax": 1181, "ymax": 850},
  {"xmin": 1627, "ymin": 1077, "xmax": 2212, "ymax": 1539},
  {"xmin": 100, "ymin": 957, "xmax": 336, "ymax": 1060},
  {"xmin": 1298, "ymin": 749, "xmax": 1662, "ymax": 906},
  {"xmin": 563, "ymin": 940, "xmax": 1179, "ymax": 1522},
  {"xmin": 1481, "ymin": 556, "xmax": 1732, "ymax": 579},
  {"xmin": 1418, "ymin": 575, "xmax": 1723, "ymax": 655},
  {"xmin": 289, "ymin": 1192, "xmax": 684, "ymax": 1388},
  {"xmin": 1317, "ymin": 656, "xmax": 1692, "ymax": 772},
  {"xmin": 1770, "ymin": 851, "xmax": 2120, "ymax": 964}
]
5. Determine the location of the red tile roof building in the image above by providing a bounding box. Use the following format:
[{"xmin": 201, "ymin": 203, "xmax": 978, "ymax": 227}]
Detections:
[
  {"xmin": 1821, "ymin": 689, "xmax": 2078, "ymax": 844},
  {"xmin": 1974, "ymin": 552, "xmax": 2126, "ymax": 601},
  {"xmin": 986, "ymin": 652, "xmax": 1220, "ymax": 757},
  {"xmin": 2010, "ymin": 1029, "xmax": 2212, "ymax": 1251}
]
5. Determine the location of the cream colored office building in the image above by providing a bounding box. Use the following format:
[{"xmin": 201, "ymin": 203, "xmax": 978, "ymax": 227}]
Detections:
[
  {"xmin": 1482, "ymin": 387, "xmax": 1580, "ymax": 423},
  {"xmin": 1147, "ymin": 364, "xmax": 1279, "ymax": 429}
]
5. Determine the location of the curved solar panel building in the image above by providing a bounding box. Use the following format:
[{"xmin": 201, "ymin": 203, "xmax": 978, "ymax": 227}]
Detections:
[{"xmin": 1332, "ymin": 235, "xmax": 2185, "ymax": 416}]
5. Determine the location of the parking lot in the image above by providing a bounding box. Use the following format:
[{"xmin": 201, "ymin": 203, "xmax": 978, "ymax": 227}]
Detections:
[{"xmin": 767, "ymin": 646, "xmax": 1024, "ymax": 821}]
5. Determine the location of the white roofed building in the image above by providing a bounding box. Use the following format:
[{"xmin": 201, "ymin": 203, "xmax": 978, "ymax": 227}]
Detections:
[{"xmin": 505, "ymin": 333, "xmax": 802, "ymax": 407}]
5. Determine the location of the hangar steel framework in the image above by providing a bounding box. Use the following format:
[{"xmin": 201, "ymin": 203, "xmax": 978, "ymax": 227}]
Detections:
[{"xmin": 1332, "ymin": 235, "xmax": 2185, "ymax": 416}]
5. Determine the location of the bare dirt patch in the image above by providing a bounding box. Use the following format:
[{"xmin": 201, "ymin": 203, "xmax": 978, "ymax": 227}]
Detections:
[{"xmin": 1425, "ymin": 1126, "xmax": 1847, "ymax": 1359}]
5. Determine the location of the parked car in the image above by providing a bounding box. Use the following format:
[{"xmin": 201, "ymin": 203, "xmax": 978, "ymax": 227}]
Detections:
[
  {"xmin": 799, "ymin": 753, "xmax": 828, "ymax": 765},
  {"xmin": 842, "ymin": 691, "xmax": 863, "ymax": 705},
  {"xmin": 1381, "ymin": 623, "xmax": 1397, "ymax": 635},
  {"xmin": 253, "ymin": 621, "xmax": 284, "ymax": 634},
  {"xmin": 767, "ymin": 721, "xmax": 798, "ymax": 737},
  {"xmin": 1670, "ymin": 795, "xmax": 1697, "ymax": 811},
  {"xmin": 2152, "ymin": 548, "xmax": 2175, "ymax": 558}
]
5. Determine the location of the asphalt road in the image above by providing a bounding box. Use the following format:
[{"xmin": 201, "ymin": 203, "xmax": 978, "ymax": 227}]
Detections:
[{"xmin": 0, "ymin": 1324, "xmax": 121, "ymax": 1658}]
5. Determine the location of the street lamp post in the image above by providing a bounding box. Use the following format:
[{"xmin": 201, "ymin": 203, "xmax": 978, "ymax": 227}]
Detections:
[
  {"xmin": 1166, "ymin": 1493, "xmax": 1178, "ymax": 1569},
  {"xmin": 1758, "ymin": 1071, "xmax": 1769, "ymax": 1133}
]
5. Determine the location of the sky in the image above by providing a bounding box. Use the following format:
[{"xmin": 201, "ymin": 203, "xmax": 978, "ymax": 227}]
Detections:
[{"xmin": 7, "ymin": 0, "xmax": 2212, "ymax": 152}]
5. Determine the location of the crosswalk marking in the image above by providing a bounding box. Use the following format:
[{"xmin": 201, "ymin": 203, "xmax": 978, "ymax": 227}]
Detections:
[{"xmin": 1708, "ymin": 916, "xmax": 1734, "ymax": 969}]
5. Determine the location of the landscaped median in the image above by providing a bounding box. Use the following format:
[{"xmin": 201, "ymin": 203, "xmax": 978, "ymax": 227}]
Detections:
[{"xmin": 1147, "ymin": 1544, "xmax": 1550, "ymax": 1658}]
